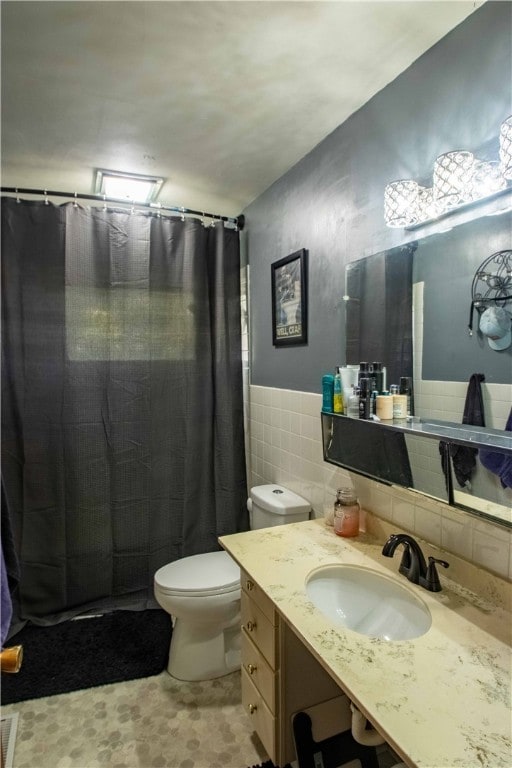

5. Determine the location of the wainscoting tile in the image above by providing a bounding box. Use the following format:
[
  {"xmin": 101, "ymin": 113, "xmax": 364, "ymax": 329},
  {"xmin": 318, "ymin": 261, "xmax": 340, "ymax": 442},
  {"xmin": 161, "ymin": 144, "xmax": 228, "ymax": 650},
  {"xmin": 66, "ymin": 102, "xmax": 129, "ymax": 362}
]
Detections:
[
  {"xmin": 287, "ymin": 390, "xmax": 303, "ymax": 413},
  {"xmin": 300, "ymin": 391, "xmax": 321, "ymax": 417},
  {"xmin": 369, "ymin": 485, "xmax": 393, "ymax": 522},
  {"xmin": 289, "ymin": 412, "xmax": 301, "ymax": 436},
  {"xmin": 472, "ymin": 528, "xmax": 510, "ymax": 578},
  {"xmin": 247, "ymin": 385, "xmax": 511, "ymax": 582},
  {"xmin": 414, "ymin": 502, "xmax": 442, "ymax": 547},
  {"xmin": 392, "ymin": 497, "xmax": 416, "ymax": 531},
  {"xmin": 441, "ymin": 507, "xmax": 473, "ymax": 561}
]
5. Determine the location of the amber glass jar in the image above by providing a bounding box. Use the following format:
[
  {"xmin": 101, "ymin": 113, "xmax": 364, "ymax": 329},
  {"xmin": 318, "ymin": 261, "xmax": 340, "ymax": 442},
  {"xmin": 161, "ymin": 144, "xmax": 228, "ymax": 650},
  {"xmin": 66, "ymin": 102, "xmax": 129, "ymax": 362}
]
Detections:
[{"xmin": 333, "ymin": 487, "xmax": 360, "ymax": 538}]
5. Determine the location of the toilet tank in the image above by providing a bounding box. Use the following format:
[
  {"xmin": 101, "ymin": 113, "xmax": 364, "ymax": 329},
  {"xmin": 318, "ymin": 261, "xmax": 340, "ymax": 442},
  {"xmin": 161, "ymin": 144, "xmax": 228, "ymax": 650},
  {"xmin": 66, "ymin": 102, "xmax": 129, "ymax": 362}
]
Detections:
[{"xmin": 248, "ymin": 484, "xmax": 311, "ymax": 529}]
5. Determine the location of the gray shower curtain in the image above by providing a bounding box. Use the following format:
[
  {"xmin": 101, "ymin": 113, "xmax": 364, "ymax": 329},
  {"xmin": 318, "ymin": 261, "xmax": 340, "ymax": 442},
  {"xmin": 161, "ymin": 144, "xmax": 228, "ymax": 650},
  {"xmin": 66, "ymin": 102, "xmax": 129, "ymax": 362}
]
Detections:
[{"xmin": 1, "ymin": 198, "xmax": 248, "ymax": 627}]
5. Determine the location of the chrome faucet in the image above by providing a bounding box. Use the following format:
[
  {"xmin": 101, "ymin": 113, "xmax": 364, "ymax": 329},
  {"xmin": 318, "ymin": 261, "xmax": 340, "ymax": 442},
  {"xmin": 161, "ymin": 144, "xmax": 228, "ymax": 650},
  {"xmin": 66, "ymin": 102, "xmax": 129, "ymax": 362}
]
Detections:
[{"xmin": 382, "ymin": 533, "xmax": 449, "ymax": 592}]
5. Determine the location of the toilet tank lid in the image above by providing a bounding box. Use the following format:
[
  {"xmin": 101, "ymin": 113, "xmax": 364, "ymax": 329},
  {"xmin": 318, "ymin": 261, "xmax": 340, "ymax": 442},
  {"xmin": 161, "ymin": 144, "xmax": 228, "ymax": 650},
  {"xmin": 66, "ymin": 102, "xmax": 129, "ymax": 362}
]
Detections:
[{"xmin": 249, "ymin": 485, "xmax": 311, "ymax": 515}]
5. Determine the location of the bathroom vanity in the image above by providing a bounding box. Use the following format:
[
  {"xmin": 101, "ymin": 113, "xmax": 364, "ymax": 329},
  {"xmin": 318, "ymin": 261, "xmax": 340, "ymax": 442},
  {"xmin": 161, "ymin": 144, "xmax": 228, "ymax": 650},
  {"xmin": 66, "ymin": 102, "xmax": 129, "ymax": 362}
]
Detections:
[{"xmin": 219, "ymin": 519, "xmax": 512, "ymax": 768}]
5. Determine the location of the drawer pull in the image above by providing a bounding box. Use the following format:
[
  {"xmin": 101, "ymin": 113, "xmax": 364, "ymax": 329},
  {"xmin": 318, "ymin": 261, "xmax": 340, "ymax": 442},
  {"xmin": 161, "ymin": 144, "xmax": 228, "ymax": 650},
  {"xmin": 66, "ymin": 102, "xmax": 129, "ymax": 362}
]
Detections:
[
  {"xmin": 246, "ymin": 579, "xmax": 255, "ymax": 591},
  {"xmin": 248, "ymin": 703, "xmax": 257, "ymax": 714},
  {"xmin": 247, "ymin": 663, "xmax": 257, "ymax": 675},
  {"xmin": 245, "ymin": 620, "xmax": 256, "ymax": 632}
]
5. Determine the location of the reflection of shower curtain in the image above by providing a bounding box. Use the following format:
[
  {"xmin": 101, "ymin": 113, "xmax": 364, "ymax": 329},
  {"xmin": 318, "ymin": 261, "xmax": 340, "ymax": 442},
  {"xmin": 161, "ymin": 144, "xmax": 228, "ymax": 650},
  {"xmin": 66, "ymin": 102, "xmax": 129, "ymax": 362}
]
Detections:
[
  {"xmin": 345, "ymin": 244, "xmax": 415, "ymax": 387},
  {"xmin": 1, "ymin": 199, "xmax": 248, "ymax": 628}
]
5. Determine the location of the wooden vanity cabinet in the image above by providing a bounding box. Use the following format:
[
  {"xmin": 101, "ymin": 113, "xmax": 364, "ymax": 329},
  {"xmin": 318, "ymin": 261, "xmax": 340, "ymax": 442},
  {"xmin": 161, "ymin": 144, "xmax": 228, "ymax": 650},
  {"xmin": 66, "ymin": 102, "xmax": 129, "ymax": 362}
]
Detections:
[
  {"xmin": 240, "ymin": 569, "xmax": 279, "ymax": 760},
  {"xmin": 240, "ymin": 569, "xmax": 343, "ymax": 767}
]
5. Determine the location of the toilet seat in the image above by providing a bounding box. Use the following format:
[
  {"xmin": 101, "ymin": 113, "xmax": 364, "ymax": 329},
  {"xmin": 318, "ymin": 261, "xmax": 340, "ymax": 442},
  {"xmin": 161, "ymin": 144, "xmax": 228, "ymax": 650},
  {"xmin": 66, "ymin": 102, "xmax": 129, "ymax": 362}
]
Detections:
[{"xmin": 154, "ymin": 550, "xmax": 240, "ymax": 598}]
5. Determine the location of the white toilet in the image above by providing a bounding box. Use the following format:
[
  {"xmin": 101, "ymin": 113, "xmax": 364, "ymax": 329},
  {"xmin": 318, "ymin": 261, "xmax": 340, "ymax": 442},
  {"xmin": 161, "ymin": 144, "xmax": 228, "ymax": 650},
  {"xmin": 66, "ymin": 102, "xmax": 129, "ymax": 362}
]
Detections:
[{"xmin": 154, "ymin": 484, "xmax": 311, "ymax": 681}]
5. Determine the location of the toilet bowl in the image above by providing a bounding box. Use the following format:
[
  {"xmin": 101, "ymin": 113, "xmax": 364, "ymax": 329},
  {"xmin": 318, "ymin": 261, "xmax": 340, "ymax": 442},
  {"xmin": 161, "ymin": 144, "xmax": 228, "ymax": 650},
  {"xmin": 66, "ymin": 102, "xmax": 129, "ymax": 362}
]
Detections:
[
  {"xmin": 154, "ymin": 484, "xmax": 311, "ymax": 681},
  {"xmin": 154, "ymin": 550, "xmax": 241, "ymax": 681}
]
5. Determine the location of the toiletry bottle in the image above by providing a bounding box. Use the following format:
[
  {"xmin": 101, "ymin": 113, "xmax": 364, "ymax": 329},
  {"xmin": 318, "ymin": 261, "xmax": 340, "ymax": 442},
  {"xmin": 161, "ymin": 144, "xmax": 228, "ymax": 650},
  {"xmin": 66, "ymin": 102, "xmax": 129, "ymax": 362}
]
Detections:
[
  {"xmin": 393, "ymin": 393, "xmax": 408, "ymax": 419},
  {"xmin": 322, "ymin": 374, "xmax": 334, "ymax": 412},
  {"xmin": 358, "ymin": 377, "xmax": 371, "ymax": 420},
  {"xmin": 376, "ymin": 393, "xmax": 393, "ymax": 420},
  {"xmin": 347, "ymin": 386, "xmax": 360, "ymax": 418},
  {"xmin": 370, "ymin": 390, "xmax": 379, "ymax": 416},
  {"xmin": 334, "ymin": 487, "xmax": 360, "ymax": 538},
  {"xmin": 367, "ymin": 363, "xmax": 377, "ymax": 395},
  {"xmin": 400, "ymin": 376, "xmax": 414, "ymax": 416},
  {"xmin": 358, "ymin": 362, "xmax": 369, "ymax": 384},
  {"xmin": 372, "ymin": 362, "xmax": 384, "ymax": 394},
  {"xmin": 333, "ymin": 367, "xmax": 343, "ymax": 413}
]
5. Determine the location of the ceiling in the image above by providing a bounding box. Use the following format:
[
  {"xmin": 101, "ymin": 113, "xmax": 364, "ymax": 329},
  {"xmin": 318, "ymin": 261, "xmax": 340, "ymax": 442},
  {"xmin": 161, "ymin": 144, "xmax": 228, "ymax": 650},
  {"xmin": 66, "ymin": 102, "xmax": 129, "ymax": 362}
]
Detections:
[{"xmin": 1, "ymin": 1, "xmax": 482, "ymax": 217}]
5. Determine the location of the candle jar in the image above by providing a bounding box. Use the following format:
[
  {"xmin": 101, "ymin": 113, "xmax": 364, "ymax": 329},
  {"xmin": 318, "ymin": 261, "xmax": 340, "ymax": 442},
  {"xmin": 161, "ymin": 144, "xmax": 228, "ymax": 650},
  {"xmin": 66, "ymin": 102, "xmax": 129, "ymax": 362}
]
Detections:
[{"xmin": 333, "ymin": 487, "xmax": 360, "ymax": 538}]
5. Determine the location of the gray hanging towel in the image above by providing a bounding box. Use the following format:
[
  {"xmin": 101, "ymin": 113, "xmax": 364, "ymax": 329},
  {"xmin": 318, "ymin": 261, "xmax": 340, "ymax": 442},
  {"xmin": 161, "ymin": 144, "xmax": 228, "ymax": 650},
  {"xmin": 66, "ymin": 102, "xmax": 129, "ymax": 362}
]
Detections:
[{"xmin": 440, "ymin": 373, "xmax": 485, "ymax": 489}]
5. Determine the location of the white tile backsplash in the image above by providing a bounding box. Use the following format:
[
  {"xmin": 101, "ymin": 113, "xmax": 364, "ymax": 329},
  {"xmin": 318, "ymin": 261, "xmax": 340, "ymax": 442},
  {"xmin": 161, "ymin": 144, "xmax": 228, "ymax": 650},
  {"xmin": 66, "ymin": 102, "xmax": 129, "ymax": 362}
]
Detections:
[{"xmin": 247, "ymin": 384, "xmax": 512, "ymax": 580}]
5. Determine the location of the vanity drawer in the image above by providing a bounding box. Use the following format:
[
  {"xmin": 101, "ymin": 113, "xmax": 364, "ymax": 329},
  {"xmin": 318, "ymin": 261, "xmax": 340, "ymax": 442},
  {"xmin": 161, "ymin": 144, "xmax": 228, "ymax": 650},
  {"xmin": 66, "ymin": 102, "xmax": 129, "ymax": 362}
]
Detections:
[
  {"xmin": 241, "ymin": 666, "xmax": 277, "ymax": 761},
  {"xmin": 241, "ymin": 630, "xmax": 276, "ymax": 711},
  {"xmin": 241, "ymin": 590, "xmax": 278, "ymax": 668},
  {"xmin": 241, "ymin": 569, "xmax": 276, "ymax": 624}
]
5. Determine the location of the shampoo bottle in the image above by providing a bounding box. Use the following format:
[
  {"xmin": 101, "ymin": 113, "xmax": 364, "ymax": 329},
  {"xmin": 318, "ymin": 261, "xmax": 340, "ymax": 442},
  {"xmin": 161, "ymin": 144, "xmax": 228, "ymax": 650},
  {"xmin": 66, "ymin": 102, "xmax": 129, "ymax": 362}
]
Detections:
[
  {"xmin": 322, "ymin": 374, "xmax": 334, "ymax": 412},
  {"xmin": 333, "ymin": 367, "xmax": 343, "ymax": 413},
  {"xmin": 358, "ymin": 377, "xmax": 371, "ymax": 420},
  {"xmin": 400, "ymin": 376, "xmax": 414, "ymax": 416},
  {"xmin": 347, "ymin": 386, "xmax": 360, "ymax": 418}
]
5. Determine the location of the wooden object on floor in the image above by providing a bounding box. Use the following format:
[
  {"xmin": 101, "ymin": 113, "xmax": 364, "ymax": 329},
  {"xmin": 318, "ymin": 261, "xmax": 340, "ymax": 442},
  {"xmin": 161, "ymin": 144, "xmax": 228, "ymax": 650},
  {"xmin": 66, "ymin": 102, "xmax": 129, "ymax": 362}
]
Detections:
[{"xmin": 0, "ymin": 645, "xmax": 23, "ymax": 674}]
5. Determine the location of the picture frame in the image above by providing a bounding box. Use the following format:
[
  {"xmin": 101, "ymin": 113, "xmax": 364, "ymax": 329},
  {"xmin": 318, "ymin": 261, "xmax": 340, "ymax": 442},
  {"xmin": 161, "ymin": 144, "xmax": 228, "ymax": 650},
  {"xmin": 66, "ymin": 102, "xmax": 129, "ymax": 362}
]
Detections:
[{"xmin": 271, "ymin": 248, "xmax": 308, "ymax": 346}]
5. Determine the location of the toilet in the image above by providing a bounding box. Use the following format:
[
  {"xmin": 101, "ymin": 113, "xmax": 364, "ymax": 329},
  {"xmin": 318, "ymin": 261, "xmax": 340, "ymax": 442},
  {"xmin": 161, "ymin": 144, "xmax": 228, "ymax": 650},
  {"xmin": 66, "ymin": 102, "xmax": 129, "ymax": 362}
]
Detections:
[{"xmin": 154, "ymin": 484, "xmax": 311, "ymax": 681}]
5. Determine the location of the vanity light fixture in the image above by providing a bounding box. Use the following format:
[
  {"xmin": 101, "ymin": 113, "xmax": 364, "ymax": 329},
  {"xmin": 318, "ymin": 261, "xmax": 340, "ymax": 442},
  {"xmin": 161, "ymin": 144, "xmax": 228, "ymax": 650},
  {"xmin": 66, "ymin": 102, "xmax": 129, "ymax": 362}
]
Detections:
[
  {"xmin": 384, "ymin": 114, "xmax": 512, "ymax": 229},
  {"xmin": 472, "ymin": 160, "xmax": 507, "ymax": 199},
  {"xmin": 433, "ymin": 150, "xmax": 474, "ymax": 210},
  {"xmin": 383, "ymin": 180, "xmax": 419, "ymax": 228},
  {"xmin": 499, "ymin": 115, "xmax": 512, "ymax": 180}
]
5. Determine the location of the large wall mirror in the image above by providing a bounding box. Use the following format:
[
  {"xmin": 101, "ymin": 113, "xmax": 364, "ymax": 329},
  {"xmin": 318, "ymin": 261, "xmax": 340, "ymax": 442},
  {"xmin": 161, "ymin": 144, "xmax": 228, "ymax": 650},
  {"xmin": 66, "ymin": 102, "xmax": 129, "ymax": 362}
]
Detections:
[{"xmin": 342, "ymin": 208, "xmax": 512, "ymax": 528}]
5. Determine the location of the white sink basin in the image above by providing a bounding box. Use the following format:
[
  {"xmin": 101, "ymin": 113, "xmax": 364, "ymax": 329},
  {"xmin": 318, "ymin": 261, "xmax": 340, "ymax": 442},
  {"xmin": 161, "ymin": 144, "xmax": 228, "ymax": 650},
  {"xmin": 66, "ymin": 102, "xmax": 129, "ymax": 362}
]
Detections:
[{"xmin": 305, "ymin": 564, "xmax": 432, "ymax": 641}]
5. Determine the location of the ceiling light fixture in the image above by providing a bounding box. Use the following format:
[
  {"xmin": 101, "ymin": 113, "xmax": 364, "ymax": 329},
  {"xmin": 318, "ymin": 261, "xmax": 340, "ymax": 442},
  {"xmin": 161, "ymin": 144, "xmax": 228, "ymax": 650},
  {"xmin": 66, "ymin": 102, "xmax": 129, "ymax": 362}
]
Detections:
[
  {"xmin": 94, "ymin": 169, "xmax": 164, "ymax": 204},
  {"xmin": 384, "ymin": 115, "xmax": 512, "ymax": 229}
]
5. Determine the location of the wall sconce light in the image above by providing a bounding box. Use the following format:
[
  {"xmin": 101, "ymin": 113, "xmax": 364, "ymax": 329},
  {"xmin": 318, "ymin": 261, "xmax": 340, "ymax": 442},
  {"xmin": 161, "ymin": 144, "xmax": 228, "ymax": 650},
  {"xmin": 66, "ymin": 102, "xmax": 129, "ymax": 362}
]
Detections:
[
  {"xmin": 433, "ymin": 150, "xmax": 474, "ymax": 210},
  {"xmin": 384, "ymin": 115, "xmax": 512, "ymax": 229},
  {"xmin": 384, "ymin": 180, "xmax": 419, "ymax": 227},
  {"xmin": 472, "ymin": 160, "xmax": 507, "ymax": 200}
]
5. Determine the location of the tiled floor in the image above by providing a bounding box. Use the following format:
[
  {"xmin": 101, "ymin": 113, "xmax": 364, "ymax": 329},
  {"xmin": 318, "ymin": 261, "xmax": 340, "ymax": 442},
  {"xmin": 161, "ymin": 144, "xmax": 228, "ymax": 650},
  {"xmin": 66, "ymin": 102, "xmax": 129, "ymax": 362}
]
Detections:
[{"xmin": 1, "ymin": 670, "xmax": 269, "ymax": 768}]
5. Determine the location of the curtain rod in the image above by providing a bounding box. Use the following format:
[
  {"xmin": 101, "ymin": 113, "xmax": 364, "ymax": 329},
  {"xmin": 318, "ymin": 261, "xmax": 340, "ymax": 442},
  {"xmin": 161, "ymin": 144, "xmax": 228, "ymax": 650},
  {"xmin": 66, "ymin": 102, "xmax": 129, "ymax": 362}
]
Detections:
[{"xmin": 1, "ymin": 187, "xmax": 245, "ymax": 231}]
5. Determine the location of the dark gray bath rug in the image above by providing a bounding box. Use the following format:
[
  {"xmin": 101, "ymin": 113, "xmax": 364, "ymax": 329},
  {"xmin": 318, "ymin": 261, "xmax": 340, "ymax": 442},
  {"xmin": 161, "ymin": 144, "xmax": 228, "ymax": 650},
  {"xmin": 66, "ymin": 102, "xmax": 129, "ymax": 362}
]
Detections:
[{"xmin": 1, "ymin": 609, "xmax": 172, "ymax": 704}]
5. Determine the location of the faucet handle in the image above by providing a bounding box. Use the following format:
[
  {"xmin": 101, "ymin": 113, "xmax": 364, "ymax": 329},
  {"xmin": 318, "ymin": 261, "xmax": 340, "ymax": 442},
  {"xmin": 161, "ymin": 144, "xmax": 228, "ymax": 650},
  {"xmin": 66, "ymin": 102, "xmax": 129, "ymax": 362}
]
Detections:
[{"xmin": 425, "ymin": 556, "xmax": 450, "ymax": 592}]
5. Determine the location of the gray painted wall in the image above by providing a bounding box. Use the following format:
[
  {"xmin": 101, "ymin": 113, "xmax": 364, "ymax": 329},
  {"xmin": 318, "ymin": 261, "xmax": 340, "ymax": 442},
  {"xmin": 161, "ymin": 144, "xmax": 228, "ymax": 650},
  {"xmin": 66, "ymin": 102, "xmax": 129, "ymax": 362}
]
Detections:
[{"xmin": 244, "ymin": 2, "xmax": 512, "ymax": 393}]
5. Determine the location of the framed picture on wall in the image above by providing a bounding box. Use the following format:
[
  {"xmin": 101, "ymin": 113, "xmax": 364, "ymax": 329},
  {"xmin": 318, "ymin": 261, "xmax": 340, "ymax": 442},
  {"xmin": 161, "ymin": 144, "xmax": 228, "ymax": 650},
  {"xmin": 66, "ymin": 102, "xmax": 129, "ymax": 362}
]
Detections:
[{"xmin": 271, "ymin": 248, "xmax": 308, "ymax": 346}]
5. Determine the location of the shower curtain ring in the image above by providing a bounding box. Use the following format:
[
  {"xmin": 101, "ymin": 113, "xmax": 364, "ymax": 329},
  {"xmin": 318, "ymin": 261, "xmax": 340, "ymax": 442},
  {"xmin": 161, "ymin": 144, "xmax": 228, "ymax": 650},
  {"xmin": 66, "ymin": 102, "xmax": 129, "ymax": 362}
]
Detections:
[
  {"xmin": 180, "ymin": 206, "xmax": 185, "ymax": 222},
  {"xmin": 15, "ymin": 188, "xmax": 20, "ymax": 203},
  {"xmin": 73, "ymin": 192, "xmax": 78, "ymax": 208},
  {"xmin": 44, "ymin": 189, "xmax": 49, "ymax": 205},
  {"xmin": 103, "ymin": 194, "xmax": 107, "ymax": 212}
]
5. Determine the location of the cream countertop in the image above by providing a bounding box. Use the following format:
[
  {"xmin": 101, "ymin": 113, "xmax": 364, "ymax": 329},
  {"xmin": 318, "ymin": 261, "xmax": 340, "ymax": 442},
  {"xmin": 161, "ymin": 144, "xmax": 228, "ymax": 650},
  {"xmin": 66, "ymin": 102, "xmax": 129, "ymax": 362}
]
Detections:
[{"xmin": 219, "ymin": 518, "xmax": 512, "ymax": 768}]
